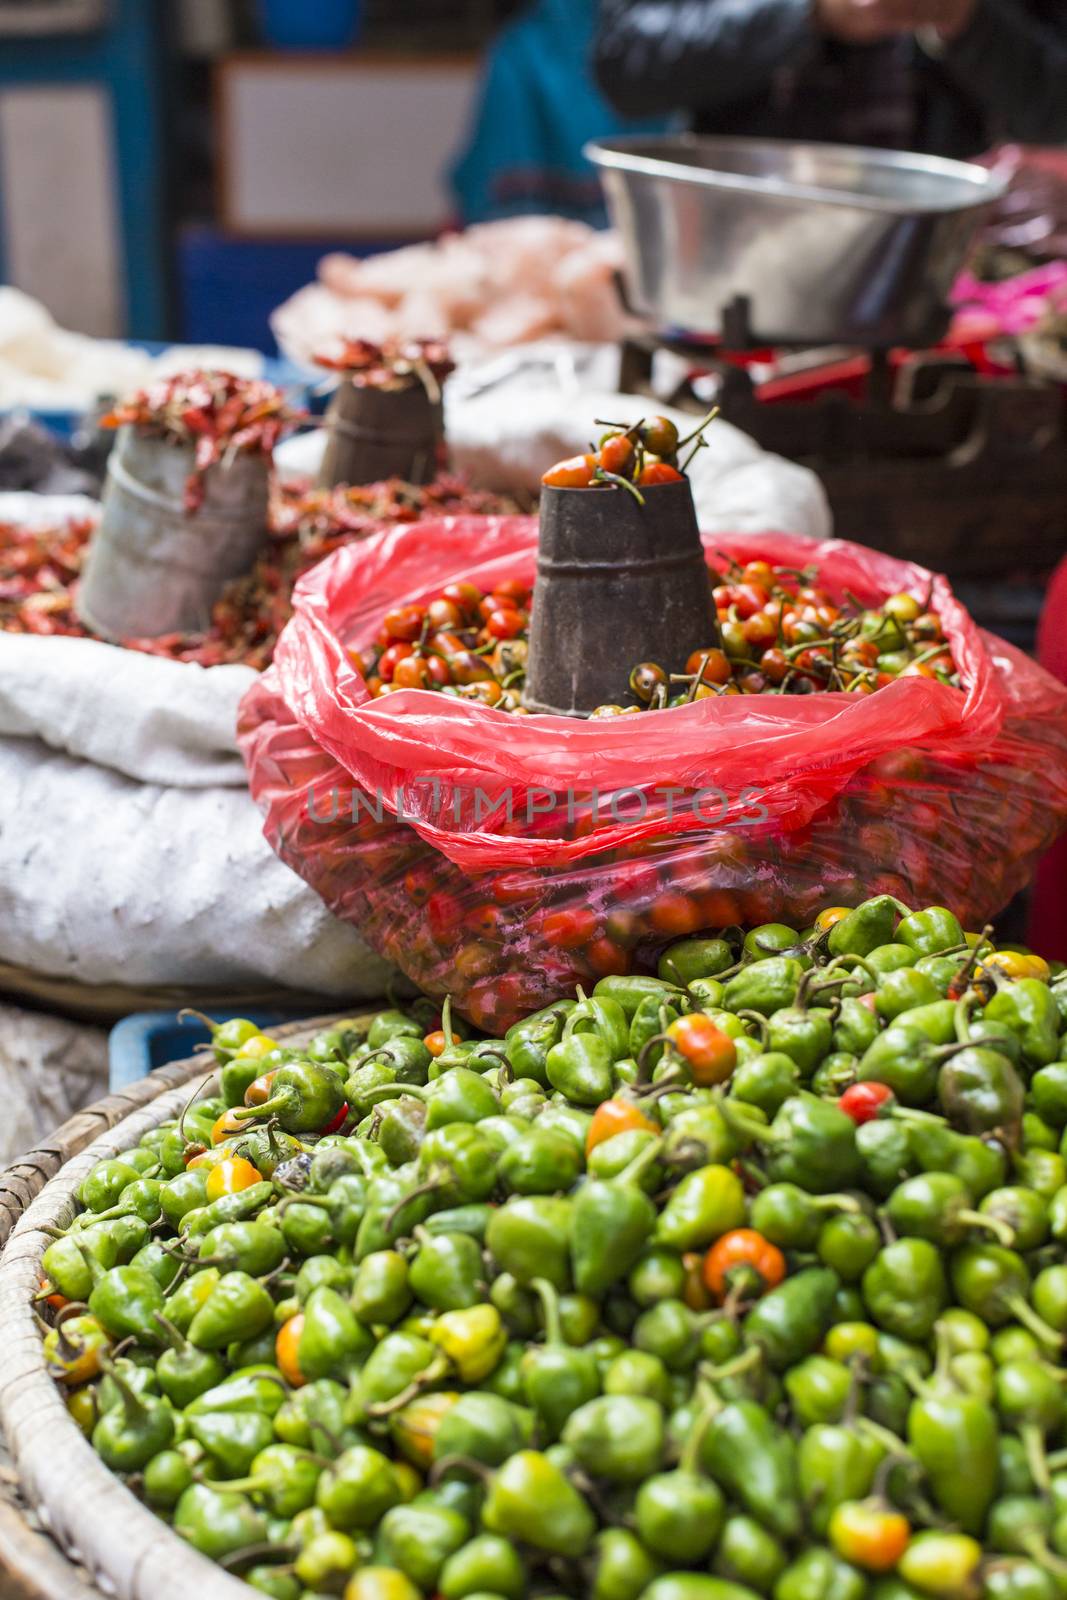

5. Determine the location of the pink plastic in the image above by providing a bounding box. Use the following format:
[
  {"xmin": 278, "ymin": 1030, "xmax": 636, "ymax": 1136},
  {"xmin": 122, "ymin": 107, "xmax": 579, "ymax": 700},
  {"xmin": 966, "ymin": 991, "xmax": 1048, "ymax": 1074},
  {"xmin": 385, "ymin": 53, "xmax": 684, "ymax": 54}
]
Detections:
[{"xmin": 239, "ymin": 516, "xmax": 1067, "ymax": 1029}]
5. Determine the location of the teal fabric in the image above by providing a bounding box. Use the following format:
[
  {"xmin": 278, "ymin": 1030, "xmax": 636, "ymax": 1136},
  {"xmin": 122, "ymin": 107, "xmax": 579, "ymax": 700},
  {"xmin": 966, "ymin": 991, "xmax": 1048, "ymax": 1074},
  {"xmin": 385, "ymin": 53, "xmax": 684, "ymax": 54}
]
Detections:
[{"xmin": 450, "ymin": 0, "xmax": 671, "ymax": 226}]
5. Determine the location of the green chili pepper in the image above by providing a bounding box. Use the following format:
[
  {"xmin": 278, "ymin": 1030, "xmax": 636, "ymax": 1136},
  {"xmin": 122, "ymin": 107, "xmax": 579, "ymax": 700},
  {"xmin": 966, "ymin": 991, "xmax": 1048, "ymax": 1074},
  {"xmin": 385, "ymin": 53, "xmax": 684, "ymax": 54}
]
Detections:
[
  {"xmin": 886, "ymin": 1172, "xmax": 1011, "ymax": 1248},
  {"xmin": 655, "ymin": 1163, "xmax": 746, "ymax": 1252},
  {"xmin": 87, "ymin": 1263, "xmax": 167, "ymax": 1347},
  {"xmin": 743, "ymin": 1268, "xmax": 838, "ymax": 1370},
  {"xmin": 409, "ymin": 1229, "xmax": 484, "ymax": 1311},
  {"xmin": 987, "ymin": 980, "xmax": 1061, "ymax": 1068},
  {"xmin": 520, "ymin": 1279, "xmax": 600, "ymax": 1439},
  {"xmin": 91, "ymin": 1362, "xmax": 174, "ymax": 1472},
  {"xmin": 726, "ymin": 1096, "xmax": 860, "ymax": 1193},
  {"xmin": 315, "ymin": 1443, "xmax": 403, "ymax": 1530},
  {"xmin": 775, "ymin": 1547, "xmax": 866, "ymax": 1600},
  {"xmin": 938, "ymin": 1045, "xmax": 1024, "ymax": 1141},
  {"xmin": 232, "ymin": 1060, "xmax": 347, "ymax": 1134},
  {"xmin": 907, "ymin": 1387, "xmax": 998, "ymax": 1533},
  {"xmin": 862, "ymin": 1238, "xmax": 948, "ymax": 1341},
  {"xmin": 797, "ymin": 1422, "xmax": 883, "ymax": 1537},
  {"xmin": 544, "ymin": 1031, "xmax": 616, "ymax": 1106},
  {"xmin": 909, "ymin": 1119, "xmax": 1006, "ymax": 1199},
  {"xmin": 173, "ymin": 1483, "xmax": 267, "ymax": 1561},
  {"xmin": 187, "ymin": 1270, "xmax": 275, "ymax": 1350},
  {"xmin": 700, "ymin": 1396, "xmax": 802, "ymax": 1540},
  {"xmin": 481, "ymin": 1448, "xmax": 596, "ymax": 1556},
  {"xmin": 715, "ymin": 1514, "xmax": 788, "ymax": 1593},
  {"xmin": 729, "ymin": 1053, "xmax": 801, "ymax": 1117},
  {"xmin": 829, "ymin": 896, "xmax": 909, "ymax": 959},
  {"xmin": 561, "ymin": 1392, "xmax": 664, "ymax": 1483},
  {"xmin": 896, "ymin": 905, "xmax": 964, "ymax": 956},
  {"xmin": 723, "ymin": 959, "xmax": 806, "ymax": 1018},
  {"xmin": 634, "ymin": 1399, "xmax": 725, "ymax": 1562},
  {"xmin": 750, "ymin": 1184, "xmax": 858, "ymax": 1250},
  {"xmin": 486, "ymin": 1195, "xmax": 572, "ymax": 1289},
  {"xmin": 298, "ymin": 1285, "xmax": 373, "ymax": 1380}
]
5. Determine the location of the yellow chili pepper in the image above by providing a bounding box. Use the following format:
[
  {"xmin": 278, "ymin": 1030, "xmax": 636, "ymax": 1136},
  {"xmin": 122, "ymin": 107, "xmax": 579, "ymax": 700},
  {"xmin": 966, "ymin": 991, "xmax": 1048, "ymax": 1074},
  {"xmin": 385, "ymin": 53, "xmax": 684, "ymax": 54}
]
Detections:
[{"xmin": 429, "ymin": 1305, "xmax": 507, "ymax": 1384}]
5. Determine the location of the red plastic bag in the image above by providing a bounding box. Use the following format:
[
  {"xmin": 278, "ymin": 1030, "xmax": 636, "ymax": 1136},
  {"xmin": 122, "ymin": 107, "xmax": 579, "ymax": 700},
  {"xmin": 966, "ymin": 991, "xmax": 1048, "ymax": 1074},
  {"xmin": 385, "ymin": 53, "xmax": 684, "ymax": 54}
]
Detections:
[{"xmin": 239, "ymin": 515, "xmax": 1067, "ymax": 1029}]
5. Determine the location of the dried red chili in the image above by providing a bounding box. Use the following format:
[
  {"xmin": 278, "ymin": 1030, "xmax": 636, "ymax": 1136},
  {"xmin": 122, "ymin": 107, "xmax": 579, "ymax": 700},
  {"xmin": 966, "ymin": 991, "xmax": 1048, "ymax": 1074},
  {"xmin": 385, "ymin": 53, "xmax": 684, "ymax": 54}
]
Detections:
[
  {"xmin": 101, "ymin": 371, "xmax": 304, "ymax": 513},
  {"xmin": 312, "ymin": 338, "xmax": 455, "ymax": 393},
  {"xmin": 0, "ymin": 474, "xmax": 519, "ymax": 663}
]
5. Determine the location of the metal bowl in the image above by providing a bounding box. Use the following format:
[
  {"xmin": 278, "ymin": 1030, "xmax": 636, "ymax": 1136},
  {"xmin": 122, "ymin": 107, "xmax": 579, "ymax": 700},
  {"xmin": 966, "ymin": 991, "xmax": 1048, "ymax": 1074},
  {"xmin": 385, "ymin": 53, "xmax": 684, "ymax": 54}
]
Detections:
[{"xmin": 587, "ymin": 135, "xmax": 1008, "ymax": 347}]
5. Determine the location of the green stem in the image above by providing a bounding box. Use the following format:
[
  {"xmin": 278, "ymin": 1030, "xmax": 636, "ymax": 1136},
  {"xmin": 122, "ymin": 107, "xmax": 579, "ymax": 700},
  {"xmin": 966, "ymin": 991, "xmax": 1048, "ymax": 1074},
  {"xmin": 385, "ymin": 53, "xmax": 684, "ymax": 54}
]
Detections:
[
  {"xmin": 531, "ymin": 1277, "xmax": 564, "ymax": 1346},
  {"xmin": 680, "ymin": 1395, "xmax": 725, "ymax": 1475},
  {"xmin": 1023, "ymin": 1423, "xmax": 1052, "ymax": 1496},
  {"xmin": 957, "ymin": 1207, "xmax": 1014, "ymax": 1248},
  {"xmin": 616, "ymin": 1138, "xmax": 666, "ymax": 1188},
  {"xmin": 1008, "ymin": 1295, "xmax": 1063, "ymax": 1353}
]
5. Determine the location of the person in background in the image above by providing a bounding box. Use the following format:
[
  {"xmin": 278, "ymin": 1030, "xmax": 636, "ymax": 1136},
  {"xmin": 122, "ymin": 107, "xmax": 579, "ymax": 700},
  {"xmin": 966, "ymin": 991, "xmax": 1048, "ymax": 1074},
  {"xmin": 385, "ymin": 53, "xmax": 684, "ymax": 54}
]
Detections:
[
  {"xmin": 450, "ymin": 0, "xmax": 671, "ymax": 227},
  {"xmin": 592, "ymin": 0, "xmax": 1067, "ymax": 158}
]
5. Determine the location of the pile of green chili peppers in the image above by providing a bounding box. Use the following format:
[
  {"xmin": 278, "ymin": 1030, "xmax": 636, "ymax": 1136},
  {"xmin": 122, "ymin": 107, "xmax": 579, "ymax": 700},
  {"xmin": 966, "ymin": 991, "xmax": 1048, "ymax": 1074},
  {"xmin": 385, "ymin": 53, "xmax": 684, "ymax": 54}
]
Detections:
[{"xmin": 38, "ymin": 896, "xmax": 1067, "ymax": 1600}]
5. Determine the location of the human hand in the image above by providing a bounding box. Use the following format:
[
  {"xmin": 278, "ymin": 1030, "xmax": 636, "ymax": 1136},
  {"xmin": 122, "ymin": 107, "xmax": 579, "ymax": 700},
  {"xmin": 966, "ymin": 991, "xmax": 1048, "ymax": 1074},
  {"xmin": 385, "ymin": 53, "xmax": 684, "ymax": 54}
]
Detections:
[{"xmin": 813, "ymin": 0, "xmax": 976, "ymax": 43}]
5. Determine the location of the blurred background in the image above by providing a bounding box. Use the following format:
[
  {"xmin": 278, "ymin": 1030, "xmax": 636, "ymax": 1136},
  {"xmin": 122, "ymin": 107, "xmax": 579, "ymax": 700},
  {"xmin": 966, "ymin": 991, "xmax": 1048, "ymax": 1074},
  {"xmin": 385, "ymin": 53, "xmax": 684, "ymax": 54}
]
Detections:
[{"xmin": 0, "ymin": 0, "xmax": 641, "ymax": 350}]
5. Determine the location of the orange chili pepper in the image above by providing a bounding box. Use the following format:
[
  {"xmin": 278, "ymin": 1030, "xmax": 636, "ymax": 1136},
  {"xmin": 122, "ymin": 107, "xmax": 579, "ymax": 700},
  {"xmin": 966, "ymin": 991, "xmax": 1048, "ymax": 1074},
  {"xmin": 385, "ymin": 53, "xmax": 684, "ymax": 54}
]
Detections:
[
  {"xmin": 245, "ymin": 1070, "xmax": 278, "ymax": 1106},
  {"xmin": 38, "ymin": 1276, "xmax": 68, "ymax": 1312},
  {"xmin": 638, "ymin": 461, "xmax": 684, "ymax": 485},
  {"xmin": 829, "ymin": 1499, "xmax": 911, "ymax": 1572},
  {"xmin": 586, "ymin": 1097, "xmax": 658, "ymax": 1156},
  {"xmin": 211, "ymin": 1108, "xmax": 246, "ymax": 1144},
  {"xmin": 814, "ymin": 906, "xmax": 851, "ymax": 932},
  {"xmin": 541, "ymin": 453, "xmax": 599, "ymax": 488},
  {"xmin": 666, "ymin": 1014, "xmax": 737, "ymax": 1086},
  {"xmin": 205, "ymin": 1155, "xmax": 262, "ymax": 1203},
  {"xmin": 703, "ymin": 1228, "xmax": 786, "ymax": 1301},
  {"xmin": 598, "ymin": 434, "xmax": 634, "ymax": 476},
  {"xmin": 275, "ymin": 1312, "xmax": 306, "ymax": 1388},
  {"xmin": 423, "ymin": 1030, "xmax": 461, "ymax": 1058}
]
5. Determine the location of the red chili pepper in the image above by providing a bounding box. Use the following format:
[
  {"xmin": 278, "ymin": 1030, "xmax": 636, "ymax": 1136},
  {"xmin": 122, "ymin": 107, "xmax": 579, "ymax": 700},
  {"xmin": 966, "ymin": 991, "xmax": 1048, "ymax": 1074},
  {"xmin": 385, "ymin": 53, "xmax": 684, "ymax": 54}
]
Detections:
[
  {"xmin": 838, "ymin": 1081, "xmax": 894, "ymax": 1124},
  {"xmin": 320, "ymin": 1101, "xmax": 349, "ymax": 1136}
]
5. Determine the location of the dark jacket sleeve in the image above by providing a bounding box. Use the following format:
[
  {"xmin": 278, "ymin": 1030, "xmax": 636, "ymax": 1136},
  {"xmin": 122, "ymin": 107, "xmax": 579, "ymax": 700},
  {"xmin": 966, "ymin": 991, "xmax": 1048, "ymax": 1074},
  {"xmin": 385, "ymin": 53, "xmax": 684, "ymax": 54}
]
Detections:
[
  {"xmin": 942, "ymin": 0, "xmax": 1067, "ymax": 143},
  {"xmin": 592, "ymin": 0, "xmax": 816, "ymax": 120}
]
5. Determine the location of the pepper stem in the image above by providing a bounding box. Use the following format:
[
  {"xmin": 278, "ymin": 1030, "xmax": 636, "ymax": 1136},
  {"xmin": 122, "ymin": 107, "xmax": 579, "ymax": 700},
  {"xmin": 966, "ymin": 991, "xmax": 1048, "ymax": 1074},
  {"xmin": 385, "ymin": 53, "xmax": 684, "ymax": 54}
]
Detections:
[
  {"xmin": 957, "ymin": 1207, "xmax": 1015, "ymax": 1248},
  {"xmin": 530, "ymin": 1277, "xmax": 564, "ymax": 1346},
  {"xmin": 615, "ymin": 1137, "xmax": 665, "ymax": 1189},
  {"xmin": 178, "ymin": 1072, "xmax": 216, "ymax": 1142},
  {"xmin": 231, "ymin": 1092, "xmax": 291, "ymax": 1122},
  {"xmin": 177, "ymin": 1008, "xmax": 219, "ymax": 1037},
  {"xmin": 735, "ymin": 1010, "xmax": 770, "ymax": 1045},
  {"xmin": 635, "ymin": 1032, "xmax": 674, "ymax": 1084},
  {"xmin": 1008, "ymin": 1295, "xmax": 1063, "ymax": 1353},
  {"xmin": 365, "ymin": 1353, "xmax": 450, "ymax": 1417},
  {"xmin": 679, "ymin": 1393, "xmax": 725, "ymax": 1475},
  {"xmin": 151, "ymin": 1311, "xmax": 188, "ymax": 1352},
  {"xmin": 428, "ymin": 1453, "xmax": 493, "ymax": 1486},
  {"xmin": 216, "ymin": 1542, "xmax": 298, "ymax": 1573},
  {"xmin": 382, "ymin": 1175, "xmax": 447, "ymax": 1238},
  {"xmin": 718, "ymin": 1097, "xmax": 779, "ymax": 1146},
  {"xmin": 1023, "ymin": 1423, "xmax": 1052, "ymax": 1496},
  {"xmin": 98, "ymin": 1357, "xmax": 149, "ymax": 1423},
  {"xmin": 952, "ymin": 993, "xmax": 982, "ymax": 1045}
]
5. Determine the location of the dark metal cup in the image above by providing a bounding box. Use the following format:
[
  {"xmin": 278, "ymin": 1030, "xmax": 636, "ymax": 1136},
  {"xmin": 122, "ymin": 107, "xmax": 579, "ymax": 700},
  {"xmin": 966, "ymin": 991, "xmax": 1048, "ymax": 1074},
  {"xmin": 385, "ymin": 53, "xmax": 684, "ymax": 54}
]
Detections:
[
  {"xmin": 318, "ymin": 379, "xmax": 443, "ymax": 488},
  {"xmin": 523, "ymin": 479, "xmax": 716, "ymax": 716}
]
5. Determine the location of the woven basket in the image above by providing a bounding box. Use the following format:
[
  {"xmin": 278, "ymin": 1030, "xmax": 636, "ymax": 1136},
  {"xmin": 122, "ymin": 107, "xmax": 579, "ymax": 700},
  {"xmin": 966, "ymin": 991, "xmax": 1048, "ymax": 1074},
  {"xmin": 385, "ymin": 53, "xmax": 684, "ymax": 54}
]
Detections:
[{"xmin": 0, "ymin": 1015, "xmax": 356, "ymax": 1600}]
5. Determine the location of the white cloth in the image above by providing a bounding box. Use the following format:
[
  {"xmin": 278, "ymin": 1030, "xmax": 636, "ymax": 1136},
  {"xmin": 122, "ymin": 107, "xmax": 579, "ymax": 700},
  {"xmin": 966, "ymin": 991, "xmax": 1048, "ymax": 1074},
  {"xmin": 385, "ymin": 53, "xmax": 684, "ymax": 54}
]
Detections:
[{"xmin": 0, "ymin": 493, "xmax": 392, "ymax": 997}]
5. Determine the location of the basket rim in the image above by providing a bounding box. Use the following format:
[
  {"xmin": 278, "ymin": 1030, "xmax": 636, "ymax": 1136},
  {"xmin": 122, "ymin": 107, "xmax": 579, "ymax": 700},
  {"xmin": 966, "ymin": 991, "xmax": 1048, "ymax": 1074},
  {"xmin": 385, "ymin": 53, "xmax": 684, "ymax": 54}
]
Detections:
[{"xmin": 0, "ymin": 1012, "xmax": 363, "ymax": 1600}]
